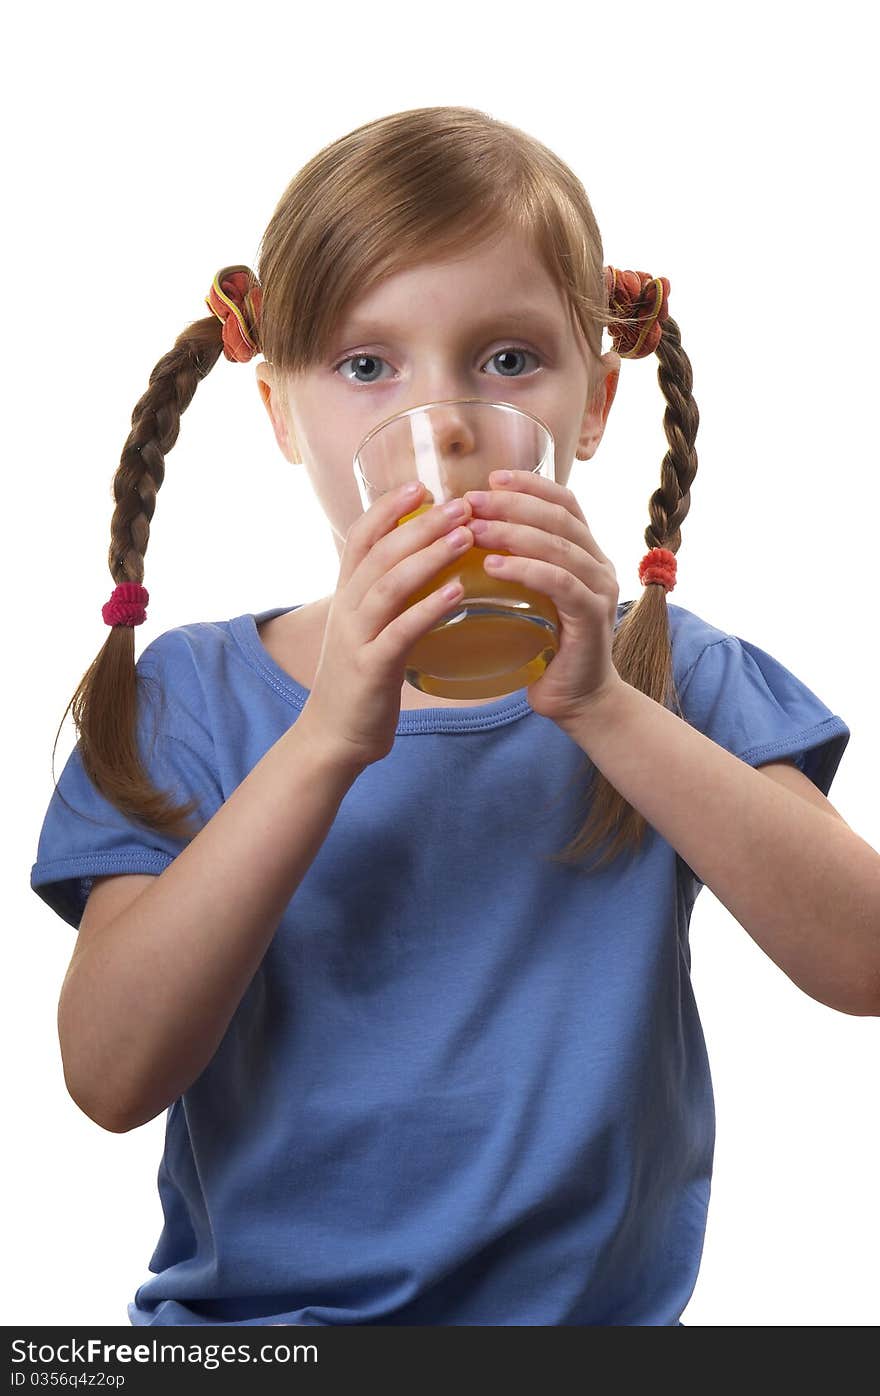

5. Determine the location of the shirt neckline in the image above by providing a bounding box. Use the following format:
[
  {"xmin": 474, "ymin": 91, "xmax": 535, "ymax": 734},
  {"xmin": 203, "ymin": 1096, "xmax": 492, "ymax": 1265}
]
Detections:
[{"xmin": 229, "ymin": 606, "xmax": 538, "ymax": 734}]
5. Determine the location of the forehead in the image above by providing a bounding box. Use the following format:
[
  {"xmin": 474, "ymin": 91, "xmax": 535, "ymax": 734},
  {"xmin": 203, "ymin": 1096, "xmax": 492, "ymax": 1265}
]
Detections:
[{"xmin": 337, "ymin": 228, "xmax": 569, "ymax": 333}]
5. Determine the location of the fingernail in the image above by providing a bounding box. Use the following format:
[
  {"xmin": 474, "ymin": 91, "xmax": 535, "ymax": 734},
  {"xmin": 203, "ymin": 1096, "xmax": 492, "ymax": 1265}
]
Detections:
[{"xmin": 492, "ymin": 470, "xmax": 511, "ymax": 484}]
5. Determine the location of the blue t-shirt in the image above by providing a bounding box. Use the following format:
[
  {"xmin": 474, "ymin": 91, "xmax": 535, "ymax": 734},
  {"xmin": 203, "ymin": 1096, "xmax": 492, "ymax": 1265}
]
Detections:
[{"xmin": 30, "ymin": 601, "xmax": 850, "ymax": 1327}]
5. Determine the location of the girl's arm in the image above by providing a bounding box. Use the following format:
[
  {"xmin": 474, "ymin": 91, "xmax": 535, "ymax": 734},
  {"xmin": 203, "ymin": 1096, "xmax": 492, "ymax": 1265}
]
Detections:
[
  {"xmin": 57, "ymin": 705, "xmax": 368, "ymax": 1132},
  {"xmin": 557, "ymin": 679, "xmax": 880, "ymax": 1017}
]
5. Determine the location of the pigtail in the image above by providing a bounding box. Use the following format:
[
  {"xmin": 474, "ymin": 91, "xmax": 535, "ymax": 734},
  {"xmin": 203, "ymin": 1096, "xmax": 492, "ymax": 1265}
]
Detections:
[
  {"xmin": 548, "ymin": 275, "xmax": 699, "ymax": 875},
  {"xmin": 51, "ymin": 268, "xmax": 262, "ymax": 842}
]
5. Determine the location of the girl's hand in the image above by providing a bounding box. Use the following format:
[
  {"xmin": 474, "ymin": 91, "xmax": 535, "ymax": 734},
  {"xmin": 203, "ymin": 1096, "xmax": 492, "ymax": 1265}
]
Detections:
[
  {"xmin": 463, "ymin": 470, "xmax": 624, "ymax": 727},
  {"xmin": 302, "ymin": 481, "xmax": 475, "ymax": 771}
]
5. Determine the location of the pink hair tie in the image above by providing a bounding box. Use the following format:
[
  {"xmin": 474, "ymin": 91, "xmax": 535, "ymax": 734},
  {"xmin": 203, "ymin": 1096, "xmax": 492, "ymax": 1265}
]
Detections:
[{"xmin": 102, "ymin": 582, "xmax": 149, "ymax": 628}]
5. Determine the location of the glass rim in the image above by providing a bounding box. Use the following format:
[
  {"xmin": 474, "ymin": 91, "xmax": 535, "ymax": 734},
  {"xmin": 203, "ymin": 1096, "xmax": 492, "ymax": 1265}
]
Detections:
[{"xmin": 353, "ymin": 396, "xmax": 553, "ymax": 465}]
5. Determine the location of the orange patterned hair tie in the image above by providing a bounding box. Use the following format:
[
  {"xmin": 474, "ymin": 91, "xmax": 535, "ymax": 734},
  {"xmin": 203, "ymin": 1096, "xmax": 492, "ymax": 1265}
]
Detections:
[
  {"xmin": 205, "ymin": 265, "xmax": 263, "ymax": 363},
  {"xmin": 604, "ymin": 268, "xmax": 670, "ymax": 359}
]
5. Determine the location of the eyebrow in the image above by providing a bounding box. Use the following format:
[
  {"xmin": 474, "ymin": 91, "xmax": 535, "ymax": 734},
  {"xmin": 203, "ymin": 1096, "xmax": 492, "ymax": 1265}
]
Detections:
[{"xmin": 334, "ymin": 305, "xmax": 563, "ymax": 344}]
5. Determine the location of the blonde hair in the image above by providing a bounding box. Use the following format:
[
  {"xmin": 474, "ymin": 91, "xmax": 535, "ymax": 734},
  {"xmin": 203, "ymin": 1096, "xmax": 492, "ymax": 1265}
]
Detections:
[{"xmin": 56, "ymin": 105, "xmax": 699, "ymax": 875}]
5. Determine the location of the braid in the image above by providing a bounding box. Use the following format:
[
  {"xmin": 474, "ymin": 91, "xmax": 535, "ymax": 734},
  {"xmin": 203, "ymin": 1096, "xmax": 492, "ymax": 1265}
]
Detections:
[
  {"xmin": 52, "ymin": 314, "xmax": 227, "ymax": 843},
  {"xmin": 644, "ymin": 315, "xmax": 699, "ymax": 559},
  {"xmin": 549, "ymin": 273, "xmax": 701, "ymax": 875},
  {"xmin": 108, "ymin": 319, "xmax": 224, "ymax": 591}
]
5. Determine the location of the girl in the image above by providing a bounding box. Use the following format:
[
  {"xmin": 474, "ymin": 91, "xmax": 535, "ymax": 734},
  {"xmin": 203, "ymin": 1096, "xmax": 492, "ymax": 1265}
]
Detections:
[{"xmin": 31, "ymin": 106, "xmax": 869, "ymax": 1328}]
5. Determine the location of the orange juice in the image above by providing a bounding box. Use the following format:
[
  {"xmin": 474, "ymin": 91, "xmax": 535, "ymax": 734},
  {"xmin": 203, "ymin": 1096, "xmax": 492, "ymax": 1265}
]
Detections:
[{"xmin": 396, "ymin": 501, "xmax": 559, "ymax": 699}]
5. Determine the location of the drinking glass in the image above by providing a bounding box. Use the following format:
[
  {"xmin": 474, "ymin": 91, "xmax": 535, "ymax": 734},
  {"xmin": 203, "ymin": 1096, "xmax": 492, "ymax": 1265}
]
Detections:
[{"xmin": 353, "ymin": 398, "xmax": 560, "ymax": 699}]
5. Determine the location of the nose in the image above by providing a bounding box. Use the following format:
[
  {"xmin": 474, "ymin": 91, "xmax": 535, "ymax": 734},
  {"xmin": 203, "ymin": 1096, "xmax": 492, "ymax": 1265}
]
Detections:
[{"xmin": 425, "ymin": 402, "xmax": 478, "ymax": 458}]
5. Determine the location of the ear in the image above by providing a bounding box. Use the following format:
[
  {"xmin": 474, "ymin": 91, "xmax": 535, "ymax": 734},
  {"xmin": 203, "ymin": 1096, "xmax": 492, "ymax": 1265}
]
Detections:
[
  {"xmin": 254, "ymin": 362, "xmax": 301, "ymax": 464},
  {"xmin": 575, "ymin": 351, "xmax": 621, "ymax": 461}
]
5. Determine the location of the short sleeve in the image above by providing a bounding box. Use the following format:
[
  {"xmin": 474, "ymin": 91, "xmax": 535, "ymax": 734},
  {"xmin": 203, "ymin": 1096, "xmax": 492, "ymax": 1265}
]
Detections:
[
  {"xmin": 675, "ymin": 634, "xmax": 851, "ymax": 892},
  {"xmin": 679, "ymin": 634, "xmax": 850, "ymax": 795},
  {"xmin": 30, "ymin": 632, "xmax": 224, "ymax": 932}
]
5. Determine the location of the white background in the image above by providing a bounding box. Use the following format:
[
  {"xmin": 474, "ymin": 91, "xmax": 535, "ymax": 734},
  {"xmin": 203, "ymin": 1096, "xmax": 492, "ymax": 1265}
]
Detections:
[{"xmin": 5, "ymin": 0, "xmax": 878, "ymax": 1328}]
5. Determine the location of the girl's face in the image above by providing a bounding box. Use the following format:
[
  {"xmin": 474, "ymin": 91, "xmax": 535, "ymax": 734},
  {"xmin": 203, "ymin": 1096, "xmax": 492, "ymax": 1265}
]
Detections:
[{"xmin": 256, "ymin": 227, "xmax": 621, "ymax": 560}]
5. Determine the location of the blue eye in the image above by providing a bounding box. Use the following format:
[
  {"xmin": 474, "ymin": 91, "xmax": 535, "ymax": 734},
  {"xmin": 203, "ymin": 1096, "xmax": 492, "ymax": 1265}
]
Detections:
[
  {"xmin": 334, "ymin": 346, "xmax": 541, "ymax": 385},
  {"xmin": 335, "ymin": 354, "xmax": 393, "ymax": 385},
  {"xmin": 484, "ymin": 348, "xmax": 540, "ymax": 378}
]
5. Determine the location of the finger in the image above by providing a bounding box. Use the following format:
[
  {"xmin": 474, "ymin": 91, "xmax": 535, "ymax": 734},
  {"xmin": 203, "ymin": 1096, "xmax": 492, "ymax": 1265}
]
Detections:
[
  {"xmin": 369, "ymin": 573, "xmax": 467, "ymax": 669},
  {"xmin": 469, "ymin": 516, "xmax": 607, "ymax": 591},
  {"xmin": 480, "ymin": 550, "xmax": 591, "ymax": 619},
  {"xmin": 338, "ymin": 480, "xmax": 429, "ymax": 588},
  {"xmin": 466, "ymin": 481, "xmax": 608, "ymax": 568},
  {"xmin": 487, "ymin": 469, "xmax": 589, "ymax": 525},
  {"xmin": 478, "ymin": 470, "xmax": 611, "ymax": 566},
  {"xmin": 349, "ymin": 491, "xmax": 474, "ymax": 612}
]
